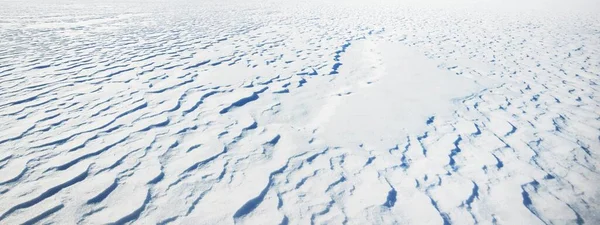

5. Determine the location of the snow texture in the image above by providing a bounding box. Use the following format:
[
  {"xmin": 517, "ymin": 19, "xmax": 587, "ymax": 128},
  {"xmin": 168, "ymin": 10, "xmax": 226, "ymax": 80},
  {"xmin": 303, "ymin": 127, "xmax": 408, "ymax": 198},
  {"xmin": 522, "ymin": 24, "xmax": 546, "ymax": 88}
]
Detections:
[{"xmin": 0, "ymin": 0, "xmax": 599, "ymax": 224}]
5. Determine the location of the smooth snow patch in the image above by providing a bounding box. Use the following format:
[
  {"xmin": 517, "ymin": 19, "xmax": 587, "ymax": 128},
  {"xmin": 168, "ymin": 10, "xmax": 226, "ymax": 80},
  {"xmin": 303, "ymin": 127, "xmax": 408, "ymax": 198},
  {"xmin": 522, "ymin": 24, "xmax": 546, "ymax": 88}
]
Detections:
[{"xmin": 322, "ymin": 41, "xmax": 485, "ymax": 148}]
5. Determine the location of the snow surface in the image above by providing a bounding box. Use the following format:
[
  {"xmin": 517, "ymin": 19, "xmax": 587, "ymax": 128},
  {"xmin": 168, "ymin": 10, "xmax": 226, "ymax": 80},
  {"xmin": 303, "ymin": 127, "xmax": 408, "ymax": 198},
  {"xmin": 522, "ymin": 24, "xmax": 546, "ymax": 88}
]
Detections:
[{"xmin": 0, "ymin": 0, "xmax": 599, "ymax": 224}]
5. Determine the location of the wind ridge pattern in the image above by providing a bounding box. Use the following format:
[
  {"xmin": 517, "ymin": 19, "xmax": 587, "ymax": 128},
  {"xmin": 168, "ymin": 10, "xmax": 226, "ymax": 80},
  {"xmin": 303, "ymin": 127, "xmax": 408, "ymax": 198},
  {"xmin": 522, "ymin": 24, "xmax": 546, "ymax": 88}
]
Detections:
[{"xmin": 0, "ymin": 0, "xmax": 599, "ymax": 224}]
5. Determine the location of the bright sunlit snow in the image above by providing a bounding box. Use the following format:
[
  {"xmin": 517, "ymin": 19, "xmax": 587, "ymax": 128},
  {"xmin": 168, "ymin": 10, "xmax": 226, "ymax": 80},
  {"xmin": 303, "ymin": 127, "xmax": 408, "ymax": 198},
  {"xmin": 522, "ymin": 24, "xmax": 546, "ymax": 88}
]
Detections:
[{"xmin": 0, "ymin": 0, "xmax": 599, "ymax": 224}]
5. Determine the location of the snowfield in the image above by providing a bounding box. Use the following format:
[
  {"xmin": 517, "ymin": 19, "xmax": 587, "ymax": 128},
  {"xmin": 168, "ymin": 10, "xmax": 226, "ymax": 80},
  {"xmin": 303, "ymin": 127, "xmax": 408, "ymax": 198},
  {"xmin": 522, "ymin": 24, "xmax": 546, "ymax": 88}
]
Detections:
[{"xmin": 0, "ymin": 0, "xmax": 599, "ymax": 224}]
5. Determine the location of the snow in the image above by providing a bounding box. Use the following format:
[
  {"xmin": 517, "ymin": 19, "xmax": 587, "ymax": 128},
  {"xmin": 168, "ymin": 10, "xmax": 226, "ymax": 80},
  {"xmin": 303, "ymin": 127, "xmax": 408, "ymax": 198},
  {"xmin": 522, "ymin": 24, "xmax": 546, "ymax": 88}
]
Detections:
[
  {"xmin": 0, "ymin": 0, "xmax": 599, "ymax": 224},
  {"xmin": 321, "ymin": 40, "xmax": 487, "ymax": 149}
]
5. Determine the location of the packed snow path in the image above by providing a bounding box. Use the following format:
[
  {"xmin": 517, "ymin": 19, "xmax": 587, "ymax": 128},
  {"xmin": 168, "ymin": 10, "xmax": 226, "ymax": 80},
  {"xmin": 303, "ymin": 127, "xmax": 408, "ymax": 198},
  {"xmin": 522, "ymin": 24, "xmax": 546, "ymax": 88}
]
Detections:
[{"xmin": 0, "ymin": 0, "xmax": 599, "ymax": 224}]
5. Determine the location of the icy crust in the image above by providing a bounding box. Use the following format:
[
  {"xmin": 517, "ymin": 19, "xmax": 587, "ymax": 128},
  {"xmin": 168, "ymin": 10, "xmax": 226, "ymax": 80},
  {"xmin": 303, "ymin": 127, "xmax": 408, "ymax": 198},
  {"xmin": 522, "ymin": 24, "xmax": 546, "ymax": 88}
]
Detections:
[{"xmin": 0, "ymin": 0, "xmax": 599, "ymax": 224}]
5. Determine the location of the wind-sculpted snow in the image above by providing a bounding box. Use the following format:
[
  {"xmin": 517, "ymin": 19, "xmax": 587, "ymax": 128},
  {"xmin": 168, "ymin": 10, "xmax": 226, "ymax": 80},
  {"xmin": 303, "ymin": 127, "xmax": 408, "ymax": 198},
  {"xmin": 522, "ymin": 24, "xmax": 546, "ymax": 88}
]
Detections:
[{"xmin": 0, "ymin": 0, "xmax": 599, "ymax": 224}]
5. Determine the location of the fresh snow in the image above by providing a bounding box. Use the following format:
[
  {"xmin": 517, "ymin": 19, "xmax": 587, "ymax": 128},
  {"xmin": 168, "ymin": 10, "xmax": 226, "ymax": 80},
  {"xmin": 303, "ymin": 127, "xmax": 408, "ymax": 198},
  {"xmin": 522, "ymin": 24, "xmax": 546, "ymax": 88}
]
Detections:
[{"xmin": 0, "ymin": 0, "xmax": 599, "ymax": 224}]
